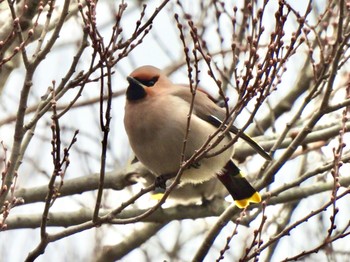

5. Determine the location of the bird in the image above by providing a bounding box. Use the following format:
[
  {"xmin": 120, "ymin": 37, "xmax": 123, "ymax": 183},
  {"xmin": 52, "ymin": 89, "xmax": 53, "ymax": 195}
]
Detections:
[{"xmin": 124, "ymin": 65, "xmax": 271, "ymax": 208}]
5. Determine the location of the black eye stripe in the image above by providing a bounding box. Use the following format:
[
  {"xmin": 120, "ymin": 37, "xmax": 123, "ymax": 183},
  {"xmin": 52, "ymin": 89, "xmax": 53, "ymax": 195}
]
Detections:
[{"xmin": 135, "ymin": 76, "xmax": 159, "ymax": 87}]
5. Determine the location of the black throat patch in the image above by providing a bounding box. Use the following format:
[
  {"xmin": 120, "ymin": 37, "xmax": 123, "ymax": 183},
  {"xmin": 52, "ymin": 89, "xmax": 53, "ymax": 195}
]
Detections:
[{"xmin": 126, "ymin": 77, "xmax": 147, "ymax": 101}]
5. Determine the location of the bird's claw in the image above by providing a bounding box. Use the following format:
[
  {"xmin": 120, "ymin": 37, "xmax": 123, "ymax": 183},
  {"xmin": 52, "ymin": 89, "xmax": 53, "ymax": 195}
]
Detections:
[
  {"xmin": 154, "ymin": 173, "xmax": 176, "ymax": 193},
  {"xmin": 154, "ymin": 175, "xmax": 167, "ymax": 193}
]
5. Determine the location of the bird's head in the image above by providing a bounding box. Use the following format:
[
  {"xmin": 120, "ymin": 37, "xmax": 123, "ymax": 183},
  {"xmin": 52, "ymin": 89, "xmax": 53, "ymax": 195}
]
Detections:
[{"xmin": 126, "ymin": 65, "xmax": 171, "ymax": 101}]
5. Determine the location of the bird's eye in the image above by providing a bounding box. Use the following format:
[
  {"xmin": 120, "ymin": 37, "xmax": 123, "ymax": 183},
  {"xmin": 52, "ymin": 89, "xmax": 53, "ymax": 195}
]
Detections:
[{"xmin": 136, "ymin": 76, "xmax": 159, "ymax": 87}]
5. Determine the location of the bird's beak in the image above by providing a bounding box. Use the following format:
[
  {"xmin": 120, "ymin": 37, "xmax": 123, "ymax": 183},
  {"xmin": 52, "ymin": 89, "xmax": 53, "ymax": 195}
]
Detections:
[
  {"xmin": 127, "ymin": 76, "xmax": 142, "ymax": 87},
  {"xmin": 126, "ymin": 76, "xmax": 147, "ymax": 100}
]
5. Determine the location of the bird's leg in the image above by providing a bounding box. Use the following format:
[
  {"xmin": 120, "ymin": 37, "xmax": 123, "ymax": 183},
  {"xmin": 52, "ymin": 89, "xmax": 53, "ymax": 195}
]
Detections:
[{"xmin": 154, "ymin": 173, "xmax": 176, "ymax": 193}]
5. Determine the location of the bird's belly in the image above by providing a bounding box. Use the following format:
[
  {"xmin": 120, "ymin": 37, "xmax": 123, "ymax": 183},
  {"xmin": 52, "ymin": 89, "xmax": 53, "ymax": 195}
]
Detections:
[{"xmin": 130, "ymin": 119, "xmax": 233, "ymax": 184}]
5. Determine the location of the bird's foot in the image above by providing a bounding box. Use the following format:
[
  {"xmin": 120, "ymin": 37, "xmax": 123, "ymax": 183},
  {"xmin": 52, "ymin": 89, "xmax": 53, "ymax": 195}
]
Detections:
[
  {"xmin": 154, "ymin": 173, "xmax": 176, "ymax": 193},
  {"xmin": 154, "ymin": 176, "xmax": 167, "ymax": 193}
]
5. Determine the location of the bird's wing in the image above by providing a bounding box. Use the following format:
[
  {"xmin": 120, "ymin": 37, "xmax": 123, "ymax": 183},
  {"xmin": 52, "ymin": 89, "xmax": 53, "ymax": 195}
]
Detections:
[
  {"xmin": 171, "ymin": 86, "xmax": 271, "ymax": 160},
  {"xmin": 205, "ymin": 114, "xmax": 271, "ymax": 160}
]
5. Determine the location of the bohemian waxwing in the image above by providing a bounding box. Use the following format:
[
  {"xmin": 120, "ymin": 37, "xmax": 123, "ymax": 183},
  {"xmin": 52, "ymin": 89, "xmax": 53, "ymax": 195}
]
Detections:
[{"xmin": 124, "ymin": 65, "xmax": 271, "ymax": 208}]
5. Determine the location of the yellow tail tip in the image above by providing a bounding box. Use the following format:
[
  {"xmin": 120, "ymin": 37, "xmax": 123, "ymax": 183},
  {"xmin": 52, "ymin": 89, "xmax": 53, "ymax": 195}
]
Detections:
[
  {"xmin": 151, "ymin": 192, "xmax": 164, "ymax": 200},
  {"xmin": 234, "ymin": 192, "xmax": 261, "ymax": 208}
]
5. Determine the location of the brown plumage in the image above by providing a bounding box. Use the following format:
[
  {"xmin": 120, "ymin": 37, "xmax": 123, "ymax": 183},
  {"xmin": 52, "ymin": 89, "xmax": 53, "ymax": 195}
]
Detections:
[{"xmin": 124, "ymin": 65, "xmax": 271, "ymax": 208}]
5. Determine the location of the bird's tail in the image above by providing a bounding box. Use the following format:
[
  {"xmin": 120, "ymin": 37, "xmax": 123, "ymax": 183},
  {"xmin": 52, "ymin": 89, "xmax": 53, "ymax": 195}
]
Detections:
[{"xmin": 217, "ymin": 160, "xmax": 261, "ymax": 208}]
